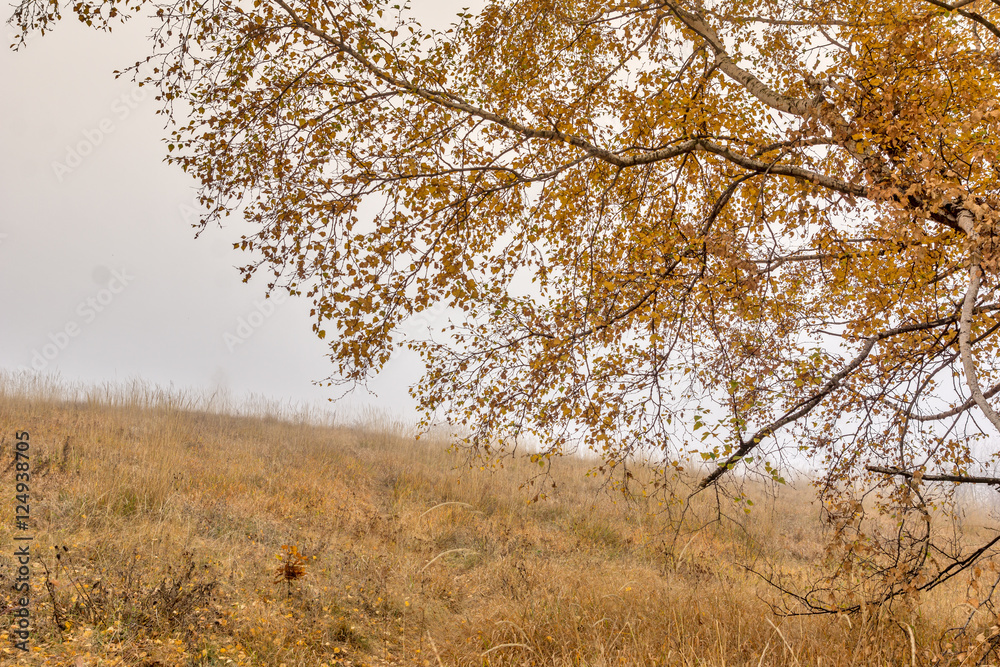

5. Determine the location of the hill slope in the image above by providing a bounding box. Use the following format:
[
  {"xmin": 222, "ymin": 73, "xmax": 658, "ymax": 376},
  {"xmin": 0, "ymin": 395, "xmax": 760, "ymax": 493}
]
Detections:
[{"xmin": 0, "ymin": 379, "xmax": 994, "ymax": 666}]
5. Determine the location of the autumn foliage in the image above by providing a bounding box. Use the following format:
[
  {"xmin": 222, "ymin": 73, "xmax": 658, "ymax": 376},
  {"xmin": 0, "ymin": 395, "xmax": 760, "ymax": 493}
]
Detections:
[{"xmin": 12, "ymin": 0, "xmax": 1000, "ymax": 608}]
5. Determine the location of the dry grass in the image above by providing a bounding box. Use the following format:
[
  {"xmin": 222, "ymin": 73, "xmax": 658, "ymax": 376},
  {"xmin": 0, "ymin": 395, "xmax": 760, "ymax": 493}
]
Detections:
[{"xmin": 0, "ymin": 374, "xmax": 998, "ymax": 666}]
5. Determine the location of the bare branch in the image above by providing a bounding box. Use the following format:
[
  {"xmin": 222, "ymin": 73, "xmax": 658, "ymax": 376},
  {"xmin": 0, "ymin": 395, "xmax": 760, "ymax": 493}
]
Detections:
[{"xmin": 866, "ymin": 465, "xmax": 1000, "ymax": 485}]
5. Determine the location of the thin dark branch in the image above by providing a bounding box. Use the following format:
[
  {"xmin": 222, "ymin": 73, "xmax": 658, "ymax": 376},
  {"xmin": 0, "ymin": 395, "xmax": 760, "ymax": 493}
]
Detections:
[{"xmin": 866, "ymin": 465, "xmax": 1000, "ymax": 486}]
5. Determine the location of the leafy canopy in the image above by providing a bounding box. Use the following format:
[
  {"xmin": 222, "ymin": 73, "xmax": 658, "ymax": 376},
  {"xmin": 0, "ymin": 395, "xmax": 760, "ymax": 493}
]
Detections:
[{"xmin": 13, "ymin": 0, "xmax": 1000, "ymax": 605}]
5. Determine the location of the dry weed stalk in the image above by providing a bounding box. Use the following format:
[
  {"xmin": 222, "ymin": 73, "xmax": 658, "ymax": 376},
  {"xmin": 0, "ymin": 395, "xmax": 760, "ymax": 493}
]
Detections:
[{"xmin": 274, "ymin": 544, "xmax": 307, "ymax": 598}]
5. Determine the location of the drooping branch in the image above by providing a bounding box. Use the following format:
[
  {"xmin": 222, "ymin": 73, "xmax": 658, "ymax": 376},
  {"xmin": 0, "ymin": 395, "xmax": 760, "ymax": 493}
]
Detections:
[
  {"xmin": 695, "ymin": 337, "xmax": 878, "ymax": 492},
  {"xmin": 694, "ymin": 312, "xmax": 974, "ymax": 493}
]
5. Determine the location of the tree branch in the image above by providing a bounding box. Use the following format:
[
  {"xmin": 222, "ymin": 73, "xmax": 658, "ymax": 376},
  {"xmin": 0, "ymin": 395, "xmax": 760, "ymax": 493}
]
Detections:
[
  {"xmin": 866, "ymin": 465, "xmax": 1000, "ymax": 485},
  {"xmin": 268, "ymin": 0, "xmax": 867, "ymax": 197},
  {"xmin": 920, "ymin": 0, "xmax": 1000, "ymax": 40},
  {"xmin": 957, "ymin": 210, "xmax": 1000, "ymax": 433},
  {"xmin": 665, "ymin": 3, "xmax": 816, "ymax": 117},
  {"xmin": 695, "ymin": 337, "xmax": 877, "ymax": 493},
  {"xmin": 694, "ymin": 313, "xmax": 969, "ymax": 493}
]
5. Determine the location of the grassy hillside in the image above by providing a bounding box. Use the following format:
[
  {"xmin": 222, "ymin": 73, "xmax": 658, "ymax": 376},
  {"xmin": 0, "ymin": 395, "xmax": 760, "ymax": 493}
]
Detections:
[{"xmin": 0, "ymin": 376, "xmax": 996, "ymax": 666}]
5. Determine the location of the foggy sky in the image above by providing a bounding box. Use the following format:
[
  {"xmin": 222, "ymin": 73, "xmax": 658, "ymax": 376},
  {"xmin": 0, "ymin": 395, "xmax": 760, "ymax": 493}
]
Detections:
[{"xmin": 0, "ymin": 7, "xmax": 473, "ymax": 419}]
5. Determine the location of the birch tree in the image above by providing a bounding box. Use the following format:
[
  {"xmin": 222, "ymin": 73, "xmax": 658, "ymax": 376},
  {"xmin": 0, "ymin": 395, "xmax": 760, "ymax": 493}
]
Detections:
[{"xmin": 13, "ymin": 0, "xmax": 1000, "ymax": 609}]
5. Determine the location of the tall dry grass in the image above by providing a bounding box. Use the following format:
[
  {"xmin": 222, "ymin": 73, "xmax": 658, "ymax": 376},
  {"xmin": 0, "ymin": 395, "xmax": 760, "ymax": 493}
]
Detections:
[{"xmin": 0, "ymin": 372, "xmax": 997, "ymax": 665}]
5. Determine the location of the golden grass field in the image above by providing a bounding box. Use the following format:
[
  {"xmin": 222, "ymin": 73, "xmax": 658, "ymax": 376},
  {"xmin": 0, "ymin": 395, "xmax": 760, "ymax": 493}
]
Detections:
[{"xmin": 1, "ymin": 373, "xmax": 1000, "ymax": 666}]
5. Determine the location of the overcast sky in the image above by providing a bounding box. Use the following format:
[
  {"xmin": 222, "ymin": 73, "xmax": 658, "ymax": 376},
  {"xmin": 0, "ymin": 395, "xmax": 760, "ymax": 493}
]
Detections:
[{"xmin": 0, "ymin": 7, "xmax": 475, "ymax": 420}]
